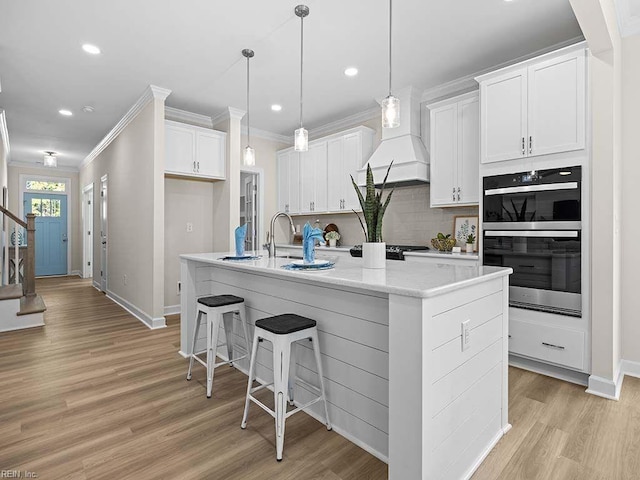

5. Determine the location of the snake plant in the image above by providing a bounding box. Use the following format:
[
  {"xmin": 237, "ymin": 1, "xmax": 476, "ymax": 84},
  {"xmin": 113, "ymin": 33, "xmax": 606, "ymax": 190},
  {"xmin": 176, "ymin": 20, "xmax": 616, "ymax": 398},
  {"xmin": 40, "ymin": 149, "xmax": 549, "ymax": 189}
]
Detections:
[{"xmin": 350, "ymin": 162, "xmax": 394, "ymax": 243}]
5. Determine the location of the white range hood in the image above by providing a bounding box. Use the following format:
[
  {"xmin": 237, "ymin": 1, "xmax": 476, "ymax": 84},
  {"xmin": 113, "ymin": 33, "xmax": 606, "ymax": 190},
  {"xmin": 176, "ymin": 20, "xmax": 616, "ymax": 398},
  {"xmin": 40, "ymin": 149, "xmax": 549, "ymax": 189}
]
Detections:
[{"xmin": 358, "ymin": 86, "xmax": 429, "ymax": 187}]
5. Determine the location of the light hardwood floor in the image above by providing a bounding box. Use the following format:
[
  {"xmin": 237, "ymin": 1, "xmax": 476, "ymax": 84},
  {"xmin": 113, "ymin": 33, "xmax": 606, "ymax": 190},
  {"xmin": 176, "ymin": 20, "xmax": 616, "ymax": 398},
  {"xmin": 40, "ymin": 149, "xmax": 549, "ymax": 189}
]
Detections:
[{"xmin": 1, "ymin": 276, "xmax": 638, "ymax": 479}]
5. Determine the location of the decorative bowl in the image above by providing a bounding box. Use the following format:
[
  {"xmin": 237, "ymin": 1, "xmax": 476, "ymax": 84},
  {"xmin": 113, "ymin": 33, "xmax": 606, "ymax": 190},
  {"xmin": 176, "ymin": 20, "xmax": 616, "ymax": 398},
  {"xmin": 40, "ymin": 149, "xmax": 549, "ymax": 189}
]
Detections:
[{"xmin": 430, "ymin": 237, "xmax": 457, "ymax": 252}]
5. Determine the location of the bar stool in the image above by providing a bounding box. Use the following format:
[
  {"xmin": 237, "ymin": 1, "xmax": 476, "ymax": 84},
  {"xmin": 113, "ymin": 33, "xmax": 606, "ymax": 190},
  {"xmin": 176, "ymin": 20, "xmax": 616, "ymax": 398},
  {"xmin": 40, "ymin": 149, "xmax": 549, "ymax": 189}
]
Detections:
[
  {"xmin": 241, "ymin": 313, "xmax": 331, "ymax": 461},
  {"xmin": 186, "ymin": 295, "xmax": 250, "ymax": 398}
]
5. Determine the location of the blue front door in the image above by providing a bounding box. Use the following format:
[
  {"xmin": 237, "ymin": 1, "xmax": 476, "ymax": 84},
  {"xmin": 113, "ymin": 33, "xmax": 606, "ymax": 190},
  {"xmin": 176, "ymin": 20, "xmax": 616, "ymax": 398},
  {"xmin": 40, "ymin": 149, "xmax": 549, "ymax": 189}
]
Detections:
[{"xmin": 24, "ymin": 193, "xmax": 68, "ymax": 276}]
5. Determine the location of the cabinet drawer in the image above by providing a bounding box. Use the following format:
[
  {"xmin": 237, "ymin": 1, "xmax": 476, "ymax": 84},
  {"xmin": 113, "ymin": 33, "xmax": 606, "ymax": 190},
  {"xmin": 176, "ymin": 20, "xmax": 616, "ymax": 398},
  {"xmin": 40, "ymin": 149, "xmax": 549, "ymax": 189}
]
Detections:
[{"xmin": 509, "ymin": 318, "xmax": 584, "ymax": 371}]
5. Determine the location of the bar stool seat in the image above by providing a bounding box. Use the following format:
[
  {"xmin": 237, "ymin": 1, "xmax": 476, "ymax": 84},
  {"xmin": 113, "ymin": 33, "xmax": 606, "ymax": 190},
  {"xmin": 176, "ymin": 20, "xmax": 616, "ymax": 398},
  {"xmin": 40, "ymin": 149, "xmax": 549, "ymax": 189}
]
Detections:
[
  {"xmin": 186, "ymin": 294, "xmax": 250, "ymax": 399},
  {"xmin": 241, "ymin": 313, "xmax": 331, "ymax": 461}
]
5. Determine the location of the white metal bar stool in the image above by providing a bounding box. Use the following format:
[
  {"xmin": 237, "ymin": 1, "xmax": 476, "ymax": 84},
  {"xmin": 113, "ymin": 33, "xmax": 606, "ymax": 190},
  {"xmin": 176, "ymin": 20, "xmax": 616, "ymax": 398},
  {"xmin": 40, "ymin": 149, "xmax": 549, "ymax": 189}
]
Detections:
[
  {"xmin": 241, "ymin": 313, "xmax": 331, "ymax": 461},
  {"xmin": 186, "ymin": 294, "xmax": 250, "ymax": 398}
]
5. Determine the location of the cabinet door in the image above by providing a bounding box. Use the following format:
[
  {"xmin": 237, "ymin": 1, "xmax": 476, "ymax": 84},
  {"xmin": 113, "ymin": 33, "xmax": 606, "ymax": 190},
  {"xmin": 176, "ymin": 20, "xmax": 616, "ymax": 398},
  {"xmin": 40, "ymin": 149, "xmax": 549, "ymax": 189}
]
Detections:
[
  {"xmin": 326, "ymin": 137, "xmax": 344, "ymax": 211},
  {"xmin": 288, "ymin": 151, "xmax": 300, "ymax": 214},
  {"xmin": 458, "ymin": 96, "xmax": 480, "ymax": 205},
  {"xmin": 165, "ymin": 123, "xmax": 195, "ymax": 174},
  {"xmin": 527, "ymin": 51, "xmax": 586, "ymax": 157},
  {"xmin": 277, "ymin": 151, "xmax": 290, "ymax": 213},
  {"xmin": 342, "ymin": 133, "xmax": 363, "ymax": 211},
  {"xmin": 311, "ymin": 142, "xmax": 328, "ymax": 212},
  {"xmin": 430, "ymin": 104, "xmax": 458, "ymax": 207},
  {"xmin": 196, "ymin": 131, "xmax": 225, "ymax": 178},
  {"xmin": 480, "ymin": 69, "xmax": 527, "ymax": 163}
]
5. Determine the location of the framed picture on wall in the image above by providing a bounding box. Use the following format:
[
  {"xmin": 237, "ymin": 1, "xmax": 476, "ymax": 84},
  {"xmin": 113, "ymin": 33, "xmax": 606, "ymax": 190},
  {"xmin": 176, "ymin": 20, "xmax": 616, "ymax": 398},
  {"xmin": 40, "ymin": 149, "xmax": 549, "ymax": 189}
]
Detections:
[{"xmin": 453, "ymin": 215, "xmax": 479, "ymax": 251}]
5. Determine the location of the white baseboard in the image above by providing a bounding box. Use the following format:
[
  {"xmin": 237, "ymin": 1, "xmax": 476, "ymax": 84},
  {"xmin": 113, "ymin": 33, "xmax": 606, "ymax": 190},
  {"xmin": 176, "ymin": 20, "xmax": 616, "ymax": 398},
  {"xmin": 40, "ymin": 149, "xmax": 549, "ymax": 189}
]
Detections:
[
  {"xmin": 164, "ymin": 304, "xmax": 180, "ymax": 316},
  {"xmin": 462, "ymin": 428, "xmax": 506, "ymax": 480},
  {"xmin": 70, "ymin": 270, "xmax": 82, "ymax": 277},
  {"xmin": 92, "ymin": 280, "xmax": 101, "ymax": 291},
  {"xmin": 622, "ymin": 359, "xmax": 640, "ymax": 379},
  {"xmin": 106, "ymin": 290, "xmax": 166, "ymax": 329},
  {"xmin": 587, "ymin": 361, "xmax": 624, "ymax": 400},
  {"xmin": 0, "ymin": 312, "xmax": 44, "ymax": 333}
]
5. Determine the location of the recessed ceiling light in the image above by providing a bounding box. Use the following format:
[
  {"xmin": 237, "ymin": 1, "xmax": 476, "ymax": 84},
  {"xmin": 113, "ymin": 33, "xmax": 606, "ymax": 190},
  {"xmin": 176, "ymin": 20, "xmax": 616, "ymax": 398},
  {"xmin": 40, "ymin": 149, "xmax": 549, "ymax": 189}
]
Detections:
[
  {"xmin": 82, "ymin": 106, "xmax": 95, "ymax": 113},
  {"xmin": 82, "ymin": 44, "xmax": 101, "ymax": 55},
  {"xmin": 344, "ymin": 67, "xmax": 358, "ymax": 77},
  {"xmin": 271, "ymin": 104, "xmax": 282, "ymax": 112},
  {"xmin": 58, "ymin": 109, "xmax": 73, "ymax": 116}
]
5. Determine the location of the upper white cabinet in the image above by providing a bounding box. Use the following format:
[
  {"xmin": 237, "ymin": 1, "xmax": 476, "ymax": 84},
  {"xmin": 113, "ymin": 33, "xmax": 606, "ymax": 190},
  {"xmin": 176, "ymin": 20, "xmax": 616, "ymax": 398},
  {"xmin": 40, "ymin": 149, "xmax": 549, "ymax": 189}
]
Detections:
[
  {"xmin": 477, "ymin": 47, "xmax": 586, "ymax": 164},
  {"xmin": 428, "ymin": 91, "xmax": 480, "ymax": 207},
  {"xmin": 277, "ymin": 149, "xmax": 300, "ymax": 214},
  {"xmin": 277, "ymin": 126, "xmax": 374, "ymax": 215},
  {"xmin": 327, "ymin": 130, "xmax": 374, "ymax": 212},
  {"xmin": 300, "ymin": 142, "xmax": 328, "ymax": 214},
  {"xmin": 165, "ymin": 120, "xmax": 226, "ymax": 179}
]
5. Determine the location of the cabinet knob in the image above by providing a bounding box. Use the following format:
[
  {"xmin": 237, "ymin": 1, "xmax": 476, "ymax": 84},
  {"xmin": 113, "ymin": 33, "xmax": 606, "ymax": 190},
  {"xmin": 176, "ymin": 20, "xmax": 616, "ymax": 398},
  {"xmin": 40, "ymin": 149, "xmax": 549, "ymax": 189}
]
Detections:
[
  {"xmin": 457, "ymin": 187, "xmax": 460, "ymax": 201},
  {"xmin": 452, "ymin": 187, "xmax": 455, "ymax": 202},
  {"xmin": 193, "ymin": 161, "xmax": 196, "ymax": 172},
  {"xmin": 522, "ymin": 137, "xmax": 525, "ymax": 155}
]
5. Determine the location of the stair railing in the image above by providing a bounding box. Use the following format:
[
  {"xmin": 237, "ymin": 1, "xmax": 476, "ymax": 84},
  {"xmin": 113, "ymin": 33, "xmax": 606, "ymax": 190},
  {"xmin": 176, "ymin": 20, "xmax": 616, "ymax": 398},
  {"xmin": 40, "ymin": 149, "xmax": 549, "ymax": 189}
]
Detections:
[{"xmin": 0, "ymin": 206, "xmax": 36, "ymax": 296}]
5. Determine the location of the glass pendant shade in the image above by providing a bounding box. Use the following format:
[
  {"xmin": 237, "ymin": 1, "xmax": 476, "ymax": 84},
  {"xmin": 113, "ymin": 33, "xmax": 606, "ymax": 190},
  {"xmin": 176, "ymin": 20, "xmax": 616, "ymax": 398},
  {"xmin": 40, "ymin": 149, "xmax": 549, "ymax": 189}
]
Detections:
[
  {"xmin": 43, "ymin": 152, "xmax": 57, "ymax": 167},
  {"xmin": 294, "ymin": 127, "xmax": 308, "ymax": 152},
  {"xmin": 243, "ymin": 146, "xmax": 255, "ymax": 166},
  {"xmin": 382, "ymin": 94, "xmax": 400, "ymax": 128}
]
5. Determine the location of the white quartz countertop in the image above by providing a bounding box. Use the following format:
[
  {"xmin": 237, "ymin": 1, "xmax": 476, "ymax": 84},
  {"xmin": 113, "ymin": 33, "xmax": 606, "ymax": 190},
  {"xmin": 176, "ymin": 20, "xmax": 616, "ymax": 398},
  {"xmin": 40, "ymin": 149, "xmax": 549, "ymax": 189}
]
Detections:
[
  {"xmin": 277, "ymin": 244, "xmax": 353, "ymax": 252},
  {"xmin": 180, "ymin": 250, "xmax": 510, "ymax": 299}
]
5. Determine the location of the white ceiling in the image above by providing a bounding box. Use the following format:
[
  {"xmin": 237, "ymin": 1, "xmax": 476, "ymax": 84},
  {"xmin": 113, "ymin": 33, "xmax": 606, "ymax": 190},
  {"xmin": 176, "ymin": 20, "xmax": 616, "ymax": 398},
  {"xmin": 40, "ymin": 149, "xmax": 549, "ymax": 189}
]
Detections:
[{"xmin": 0, "ymin": 0, "xmax": 582, "ymax": 169}]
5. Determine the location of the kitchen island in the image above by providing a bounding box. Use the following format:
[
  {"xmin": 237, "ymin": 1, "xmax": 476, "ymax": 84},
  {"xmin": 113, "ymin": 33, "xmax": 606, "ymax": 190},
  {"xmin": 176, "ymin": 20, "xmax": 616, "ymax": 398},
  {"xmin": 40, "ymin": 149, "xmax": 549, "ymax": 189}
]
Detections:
[{"xmin": 180, "ymin": 252, "xmax": 511, "ymax": 479}]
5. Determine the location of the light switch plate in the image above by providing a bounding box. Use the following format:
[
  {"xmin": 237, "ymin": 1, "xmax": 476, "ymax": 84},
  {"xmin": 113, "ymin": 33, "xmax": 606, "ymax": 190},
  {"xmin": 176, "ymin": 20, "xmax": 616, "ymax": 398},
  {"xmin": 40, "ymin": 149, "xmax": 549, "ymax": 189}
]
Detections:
[{"xmin": 461, "ymin": 320, "xmax": 471, "ymax": 351}]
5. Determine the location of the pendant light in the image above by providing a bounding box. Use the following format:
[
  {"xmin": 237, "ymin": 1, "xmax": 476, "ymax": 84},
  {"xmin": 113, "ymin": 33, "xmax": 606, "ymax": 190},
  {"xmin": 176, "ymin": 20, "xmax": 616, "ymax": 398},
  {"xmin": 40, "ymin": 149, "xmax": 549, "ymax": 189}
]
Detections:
[
  {"xmin": 294, "ymin": 4, "xmax": 309, "ymax": 152},
  {"xmin": 242, "ymin": 48, "xmax": 256, "ymax": 166},
  {"xmin": 43, "ymin": 151, "xmax": 57, "ymax": 167},
  {"xmin": 382, "ymin": 0, "xmax": 399, "ymax": 128}
]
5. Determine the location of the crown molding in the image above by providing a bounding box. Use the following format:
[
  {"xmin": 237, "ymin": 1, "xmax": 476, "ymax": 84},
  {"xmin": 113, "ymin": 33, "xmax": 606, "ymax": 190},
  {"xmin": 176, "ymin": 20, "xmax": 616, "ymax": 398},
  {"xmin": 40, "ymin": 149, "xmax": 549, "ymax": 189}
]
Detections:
[
  {"xmin": 308, "ymin": 105, "xmax": 379, "ymax": 139},
  {"xmin": 211, "ymin": 107, "xmax": 246, "ymax": 126},
  {"xmin": 421, "ymin": 36, "xmax": 586, "ymax": 103},
  {"xmin": 615, "ymin": 0, "xmax": 640, "ymax": 37},
  {"xmin": 8, "ymin": 159, "xmax": 79, "ymax": 173},
  {"xmin": 0, "ymin": 109, "xmax": 10, "ymax": 162},
  {"xmin": 80, "ymin": 84, "xmax": 172, "ymax": 169},
  {"xmin": 242, "ymin": 126, "xmax": 292, "ymax": 145},
  {"xmin": 165, "ymin": 107, "xmax": 213, "ymax": 128}
]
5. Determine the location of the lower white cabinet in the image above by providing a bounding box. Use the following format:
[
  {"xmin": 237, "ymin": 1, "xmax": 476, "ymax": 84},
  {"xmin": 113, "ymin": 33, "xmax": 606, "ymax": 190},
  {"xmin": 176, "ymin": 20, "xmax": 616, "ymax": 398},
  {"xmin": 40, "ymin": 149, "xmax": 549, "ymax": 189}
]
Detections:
[
  {"xmin": 165, "ymin": 120, "xmax": 226, "ymax": 179},
  {"xmin": 428, "ymin": 92, "xmax": 479, "ymax": 207},
  {"xmin": 509, "ymin": 317, "xmax": 585, "ymax": 371}
]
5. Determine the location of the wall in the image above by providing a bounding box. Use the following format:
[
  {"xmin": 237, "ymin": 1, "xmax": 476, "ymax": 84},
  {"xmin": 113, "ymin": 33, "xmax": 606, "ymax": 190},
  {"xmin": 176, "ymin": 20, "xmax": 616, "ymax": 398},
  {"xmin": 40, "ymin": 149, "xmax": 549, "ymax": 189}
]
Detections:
[
  {"xmin": 164, "ymin": 178, "xmax": 214, "ymax": 310},
  {"xmin": 7, "ymin": 165, "xmax": 82, "ymax": 274},
  {"xmin": 79, "ymin": 97, "xmax": 166, "ymax": 325},
  {"xmin": 621, "ymin": 33, "xmax": 640, "ymax": 363}
]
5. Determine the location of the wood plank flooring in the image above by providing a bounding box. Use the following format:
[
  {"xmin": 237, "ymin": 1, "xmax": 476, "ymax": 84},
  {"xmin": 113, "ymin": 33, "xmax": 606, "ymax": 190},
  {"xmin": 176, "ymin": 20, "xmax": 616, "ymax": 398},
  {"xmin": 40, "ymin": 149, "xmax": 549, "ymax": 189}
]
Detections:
[{"xmin": 1, "ymin": 276, "xmax": 639, "ymax": 479}]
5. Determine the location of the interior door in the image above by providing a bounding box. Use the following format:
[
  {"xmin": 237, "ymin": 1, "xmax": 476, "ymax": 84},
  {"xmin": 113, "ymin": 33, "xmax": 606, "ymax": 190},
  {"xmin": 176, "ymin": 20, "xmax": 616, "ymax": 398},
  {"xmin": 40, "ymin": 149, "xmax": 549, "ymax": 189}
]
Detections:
[
  {"xmin": 100, "ymin": 176, "xmax": 108, "ymax": 292},
  {"xmin": 83, "ymin": 186, "xmax": 93, "ymax": 278},
  {"xmin": 24, "ymin": 192, "xmax": 68, "ymax": 276}
]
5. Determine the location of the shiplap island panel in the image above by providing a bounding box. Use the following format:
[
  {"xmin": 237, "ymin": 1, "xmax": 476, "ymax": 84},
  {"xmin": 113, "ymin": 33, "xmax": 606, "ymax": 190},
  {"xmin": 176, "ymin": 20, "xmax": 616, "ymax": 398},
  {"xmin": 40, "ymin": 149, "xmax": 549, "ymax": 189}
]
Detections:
[{"xmin": 179, "ymin": 252, "xmax": 511, "ymax": 479}]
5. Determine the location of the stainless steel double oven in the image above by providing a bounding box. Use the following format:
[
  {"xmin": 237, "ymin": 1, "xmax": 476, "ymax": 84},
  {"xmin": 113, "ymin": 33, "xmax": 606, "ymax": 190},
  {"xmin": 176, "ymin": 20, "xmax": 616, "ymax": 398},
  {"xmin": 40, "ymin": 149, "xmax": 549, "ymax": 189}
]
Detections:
[{"xmin": 482, "ymin": 167, "xmax": 582, "ymax": 317}]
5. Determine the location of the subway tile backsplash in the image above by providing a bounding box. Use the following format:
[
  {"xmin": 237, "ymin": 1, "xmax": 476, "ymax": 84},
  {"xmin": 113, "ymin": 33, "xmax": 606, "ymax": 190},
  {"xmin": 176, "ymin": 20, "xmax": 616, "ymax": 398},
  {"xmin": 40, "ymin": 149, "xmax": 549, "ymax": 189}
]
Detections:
[{"xmin": 292, "ymin": 184, "xmax": 478, "ymax": 246}]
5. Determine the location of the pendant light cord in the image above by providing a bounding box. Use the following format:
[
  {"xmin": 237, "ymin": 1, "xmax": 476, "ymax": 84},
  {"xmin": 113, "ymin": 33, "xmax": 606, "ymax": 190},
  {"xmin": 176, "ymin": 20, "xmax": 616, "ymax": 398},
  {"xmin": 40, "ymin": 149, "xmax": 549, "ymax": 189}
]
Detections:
[
  {"xmin": 300, "ymin": 13, "xmax": 304, "ymax": 128},
  {"xmin": 388, "ymin": 0, "xmax": 393, "ymax": 96},
  {"xmin": 246, "ymin": 54, "xmax": 250, "ymax": 146}
]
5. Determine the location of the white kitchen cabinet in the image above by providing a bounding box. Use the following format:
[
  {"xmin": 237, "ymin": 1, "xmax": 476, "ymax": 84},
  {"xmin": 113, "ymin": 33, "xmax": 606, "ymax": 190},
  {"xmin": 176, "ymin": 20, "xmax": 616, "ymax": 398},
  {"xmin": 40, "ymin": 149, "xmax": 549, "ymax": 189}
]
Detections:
[
  {"xmin": 278, "ymin": 126, "xmax": 374, "ymax": 215},
  {"xmin": 165, "ymin": 120, "xmax": 226, "ymax": 179},
  {"xmin": 300, "ymin": 142, "xmax": 328, "ymax": 213},
  {"xmin": 477, "ymin": 46, "xmax": 586, "ymax": 164},
  {"xmin": 277, "ymin": 148, "xmax": 300, "ymax": 214},
  {"xmin": 428, "ymin": 91, "xmax": 479, "ymax": 207}
]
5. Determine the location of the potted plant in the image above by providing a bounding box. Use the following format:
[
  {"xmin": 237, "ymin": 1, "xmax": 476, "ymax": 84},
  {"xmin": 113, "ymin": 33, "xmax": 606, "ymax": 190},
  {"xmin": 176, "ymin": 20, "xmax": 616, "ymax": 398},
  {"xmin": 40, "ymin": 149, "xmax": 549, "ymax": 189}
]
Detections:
[
  {"xmin": 465, "ymin": 233, "xmax": 476, "ymax": 253},
  {"xmin": 350, "ymin": 162, "xmax": 394, "ymax": 269},
  {"xmin": 431, "ymin": 233, "xmax": 456, "ymax": 252},
  {"xmin": 325, "ymin": 230, "xmax": 340, "ymax": 248}
]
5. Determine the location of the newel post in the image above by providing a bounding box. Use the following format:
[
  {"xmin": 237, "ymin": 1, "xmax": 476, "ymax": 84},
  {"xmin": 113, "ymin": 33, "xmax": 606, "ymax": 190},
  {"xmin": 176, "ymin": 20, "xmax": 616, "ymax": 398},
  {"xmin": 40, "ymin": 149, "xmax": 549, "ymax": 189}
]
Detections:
[{"xmin": 25, "ymin": 213, "xmax": 36, "ymax": 297}]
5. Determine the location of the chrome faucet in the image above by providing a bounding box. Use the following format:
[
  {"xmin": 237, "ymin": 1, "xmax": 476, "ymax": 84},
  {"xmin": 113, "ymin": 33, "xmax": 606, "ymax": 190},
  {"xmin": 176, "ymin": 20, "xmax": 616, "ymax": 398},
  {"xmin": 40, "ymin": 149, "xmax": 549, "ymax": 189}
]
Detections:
[{"xmin": 267, "ymin": 211, "xmax": 296, "ymax": 258}]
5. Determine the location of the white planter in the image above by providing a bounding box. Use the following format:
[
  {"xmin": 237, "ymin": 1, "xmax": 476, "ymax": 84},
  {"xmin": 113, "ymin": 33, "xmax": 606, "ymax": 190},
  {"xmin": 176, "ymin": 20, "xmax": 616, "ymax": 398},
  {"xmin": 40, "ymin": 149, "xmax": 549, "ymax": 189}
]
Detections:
[
  {"xmin": 329, "ymin": 238, "xmax": 337, "ymax": 248},
  {"xmin": 363, "ymin": 242, "xmax": 386, "ymax": 269},
  {"xmin": 466, "ymin": 243, "xmax": 474, "ymax": 253}
]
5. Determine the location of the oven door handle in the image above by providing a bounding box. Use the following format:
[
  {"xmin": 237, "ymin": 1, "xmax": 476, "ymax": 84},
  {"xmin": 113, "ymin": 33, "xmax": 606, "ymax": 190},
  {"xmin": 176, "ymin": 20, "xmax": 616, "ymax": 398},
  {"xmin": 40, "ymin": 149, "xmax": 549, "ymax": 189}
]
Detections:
[
  {"xmin": 484, "ymin": 230, "xmax": 579, "ymax": 238},
  {"xmin": 484, "ymin": 182, "xmax": 578, "ymax": 196}
]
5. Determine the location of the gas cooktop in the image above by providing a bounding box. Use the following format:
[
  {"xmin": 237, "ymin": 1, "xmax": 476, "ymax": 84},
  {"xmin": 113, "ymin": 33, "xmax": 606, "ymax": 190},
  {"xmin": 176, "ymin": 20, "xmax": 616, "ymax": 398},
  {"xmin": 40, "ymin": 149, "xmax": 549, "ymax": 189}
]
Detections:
[{"xmin": 349, "ymin": 244, "xmax": 430, "ymax": 261}]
